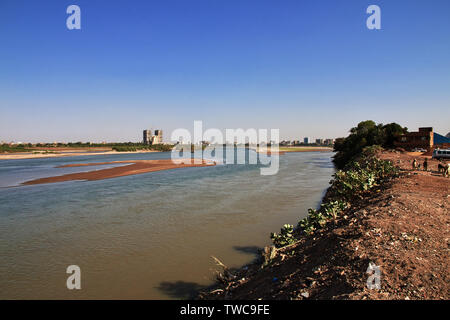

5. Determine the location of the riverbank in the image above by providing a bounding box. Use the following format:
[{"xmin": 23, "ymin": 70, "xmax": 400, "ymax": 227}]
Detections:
[
  {"xmin": 200, "ymin": 149, "xmax": 449, "ymax": 300},
  {"xmin": 0, "ymin": 149, "xmax": 161, "ymax": 160},
  {"xmin": 22, "ymin": 159, "xmax": 216, "ymax": 185},
  {"xmin": 279, "ymin": 146, "xmax": 333, "ymax": 152},
  {"xmin": 1, "ymin": 146, "xmax": 333, "ymax": 160},
  {"xmin": 253, "ymin": 146, "xmax": 332, "ymax": 154}
]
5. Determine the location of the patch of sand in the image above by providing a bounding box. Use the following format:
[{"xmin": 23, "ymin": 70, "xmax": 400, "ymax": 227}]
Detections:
[
  {"xmin": 22, "ymin": 159, "xmax": 215, "ymax": 185},
  {"xmin": 0, "ymin": 150, "xmax": 159, "ymax": 160}
]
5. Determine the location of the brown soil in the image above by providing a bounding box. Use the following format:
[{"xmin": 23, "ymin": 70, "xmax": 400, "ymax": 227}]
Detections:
[
  {"xmin": 201, "ymin": 150, "xmax": 449, "ymax": 300},
  {"xmin": 22, "ymin": 159, "xmax": 215, "ymax": 185}
]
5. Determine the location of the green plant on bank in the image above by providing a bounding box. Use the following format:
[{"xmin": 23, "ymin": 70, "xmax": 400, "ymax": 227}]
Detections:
[
  {"xmin": 270, "ymin": 224, "xmax": 296, "ymax": 248},
  {"xmin": 297, "ymin": 200, "xmax": 349, "ymax": 235},
  {"xmin": 321, "ymin": 200, "xmax": 349, "ymax": 219},
  {"xmin": 271, "ymin": 145, "xmax": 399, "ymax": 247},
  {"xmin": 330, "ymin": 152, "xmax": 398, "ymax": 201}
]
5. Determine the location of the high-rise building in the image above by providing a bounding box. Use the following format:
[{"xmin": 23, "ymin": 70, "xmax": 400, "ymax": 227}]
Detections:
[
  {"xmin": 143, "ymin": 129, "xmax": 163, "ymax": 145},
  {"xmin": 153, "ymin": 130, "xmax": 163, "ymax": 144},
  {"xmin": 303, "ymin": 137, "xmax": 310, "ymax": 144},
  {"xmin": 143, "ymin": 129, "xmax": 152, "ymax": 144}
]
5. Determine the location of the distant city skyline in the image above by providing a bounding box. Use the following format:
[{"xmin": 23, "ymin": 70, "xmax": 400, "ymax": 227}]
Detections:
[
  {"xmin": 1, "ymin": 0, "xmax": 449, "ymax": 143},
  {"xmin": 1, "ymin": 123, "xmax": 449, "ymax": 145}
]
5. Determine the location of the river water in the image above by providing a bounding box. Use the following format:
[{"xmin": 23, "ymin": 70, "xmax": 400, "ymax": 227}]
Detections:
[{"xmin": 0, "ymin": 149, "xmax": 334, "ymax": 299}]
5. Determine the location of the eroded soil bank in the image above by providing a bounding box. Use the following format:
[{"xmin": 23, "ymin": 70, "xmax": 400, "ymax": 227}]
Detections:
[{"xmin": 201, "ymin": 150, "xmax": 449, "ymax": 300}]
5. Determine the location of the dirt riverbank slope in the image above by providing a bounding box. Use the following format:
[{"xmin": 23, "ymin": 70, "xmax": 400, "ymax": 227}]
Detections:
[{"xmin": 201, "ymin": 150, "xmax": 449, "ymax": 300}]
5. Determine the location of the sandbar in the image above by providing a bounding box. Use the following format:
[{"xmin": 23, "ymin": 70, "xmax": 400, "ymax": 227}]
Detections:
[
  {"xmin": 22, "ymin": 159, "xmax": 215, "ymax": 185},
  {"xmin": 0, "ymin": 150, "xmax": 159, "ymax": 160}
]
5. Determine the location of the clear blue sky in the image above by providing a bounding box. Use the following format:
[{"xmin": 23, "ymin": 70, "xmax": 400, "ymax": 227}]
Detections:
[{"xmin": 0, "ymin": 0, "xmax": 449, "ymax": 142}]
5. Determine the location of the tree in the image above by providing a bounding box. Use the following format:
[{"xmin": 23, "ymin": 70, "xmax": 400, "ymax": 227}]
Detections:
[
  {"xmin": 333, "ymin": 120, "xmax": 407, "ymax": 169},
  {"xmin": 382, "ymin": 123, "xmax": 408, "ymax": 148}
]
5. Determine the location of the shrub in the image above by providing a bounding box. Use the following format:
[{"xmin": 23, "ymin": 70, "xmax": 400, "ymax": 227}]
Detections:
[
  {"xmin": 270, "ymin": 224, "xmax": 296, "ymax": 248},
  {"xmin": 329, "ymin": 148, "xmax": 398, "ymax": 201},
  {"xmin": 297, "ymin": 200, "xmax": 349, "ymax": 235}
]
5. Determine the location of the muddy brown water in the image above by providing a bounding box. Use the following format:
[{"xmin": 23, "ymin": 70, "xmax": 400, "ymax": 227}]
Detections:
[{"xmin": 0, "ymin": 150, "xmax": 334, "ymax": 299}]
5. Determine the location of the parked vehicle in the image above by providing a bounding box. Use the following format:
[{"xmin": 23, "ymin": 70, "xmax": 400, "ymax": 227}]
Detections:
[
  {"xmin": 412, "ymin": 148, "xmax": 427, "ymax": 153},
  {"xmin": 432, "ymin": 149, "xmax": 450, "ymax": 160}
]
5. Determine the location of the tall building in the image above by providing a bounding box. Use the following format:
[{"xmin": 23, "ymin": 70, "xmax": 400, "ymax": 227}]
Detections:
[
  {"xmin": 143, "ymin": 129, "xmax": 152, "ymax": 145},
  {"xmin": 143, "ymin": 129, "xmax": 163, "ymax": 145},
  {"xmin": 153, "ymin": 130, "xmax": 163, "ymax": 144},
  {"xmin": 303, "ymin": 137, "xmax": 310, "ymax": 144}
]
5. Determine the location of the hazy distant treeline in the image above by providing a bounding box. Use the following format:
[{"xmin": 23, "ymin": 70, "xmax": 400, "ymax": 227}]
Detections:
[{"xmin": 0, "ymin": 142, "xmax": 174, "ymax": 153}]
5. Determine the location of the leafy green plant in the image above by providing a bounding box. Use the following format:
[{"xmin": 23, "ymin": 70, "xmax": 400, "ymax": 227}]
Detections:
[
  {"xmin": 296, "ymin": 147, "xmax": 398, "ymax": 236},
  {"xmin": 297, "ymin": 200, "xmax": 349, "ymax": 235},
  {"xmin": 321, "ymin": 200, "xmax": 349, "ymax": 219},
  {"xmin": 270, "ymin": 224, "xmax": 296, "ymax": 248},
  {"xmin": 329, "ymin": 150, "xmax": 398, "ymax": 201}
]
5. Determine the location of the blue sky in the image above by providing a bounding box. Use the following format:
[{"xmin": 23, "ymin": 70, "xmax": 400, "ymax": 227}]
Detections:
[{"xmin": 0, "ymin": 0, "xmax": 449, "ymax": 142}]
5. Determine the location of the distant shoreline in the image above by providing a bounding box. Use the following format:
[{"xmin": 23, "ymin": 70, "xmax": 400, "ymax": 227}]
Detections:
[
  {"xmin": 0, "ymin": 146, "xmax": 334, "ymax": 160},
  {"xmin": 253, "ymin": 146, "xmax": 333, "ymax": 154},
  {"xmin": 279, "ymin": 146, "xmax": 333, "ymax": 152},
  {"xmin": 0, "ymin": 149, "xmax": 161, "ymax": 160}
]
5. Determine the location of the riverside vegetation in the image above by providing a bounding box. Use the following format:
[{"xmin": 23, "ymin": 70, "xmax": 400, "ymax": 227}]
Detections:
[
  {"xmin": 202, "ymin": 145, "xmax": 449, "ymax": 299},
  {"xmin": 201, "ymin": 121, "xmax": 415, "ymax": 300},
  {"xmin": 271, "ymin": 145, "xmax": 399, "ymax": 248},
  {"xmin": 332, "ymin": 121, "xmax": 407, "ymax": 169},
  {"xmin": 270, "ymin": 120, "xmax": 404, "ymax": 248}
]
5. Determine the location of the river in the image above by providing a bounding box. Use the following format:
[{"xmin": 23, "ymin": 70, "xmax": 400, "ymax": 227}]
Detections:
[{"xmin": 0, "ymin": 149, "xmax": 334, "ymax": 299}]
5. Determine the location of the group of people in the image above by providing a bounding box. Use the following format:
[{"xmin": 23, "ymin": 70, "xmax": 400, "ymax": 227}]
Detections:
[{"xmin": 412, "ymin": 158, "xmax": 449, "ymax": 177}]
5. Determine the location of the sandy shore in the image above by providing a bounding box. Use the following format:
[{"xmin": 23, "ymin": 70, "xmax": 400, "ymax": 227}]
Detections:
[
  {"xmin": 22, "ymin": 159, "xmax": 215, "ymax": 185},
  {"xmin": 279, "ymin": 147, "xmax": 333, "ymax": 152},
  {"xmin": 0, "ymin": 150, "xmax": 160, "ymax": 160},
  {"xmin": 253, "ymin": 146, "xmax": 333, "ymax": 154},
  {"xmin": 1, "ymin": 146, "xmax": 333, "ymax": 160}
]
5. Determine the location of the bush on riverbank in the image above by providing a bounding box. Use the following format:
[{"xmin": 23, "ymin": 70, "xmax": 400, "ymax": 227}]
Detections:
[{"xmin": 270, "ymin": 224, "xmax": 296, "ymax": 248}]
